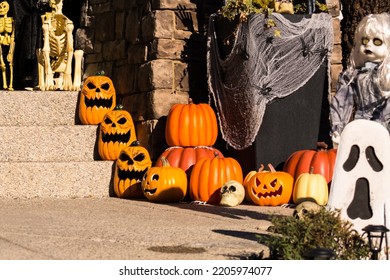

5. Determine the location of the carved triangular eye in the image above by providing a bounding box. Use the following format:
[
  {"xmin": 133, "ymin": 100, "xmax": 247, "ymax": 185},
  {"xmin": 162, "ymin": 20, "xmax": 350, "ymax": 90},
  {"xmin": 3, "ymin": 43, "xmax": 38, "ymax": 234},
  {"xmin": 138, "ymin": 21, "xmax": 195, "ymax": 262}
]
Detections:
[
  {"xmin": 343, "ymin": 145, "xmax": 360, "ymax": 172},
  {"xmin": 365, "ymin": 146, "xmax": 383, "ymax": 172}
]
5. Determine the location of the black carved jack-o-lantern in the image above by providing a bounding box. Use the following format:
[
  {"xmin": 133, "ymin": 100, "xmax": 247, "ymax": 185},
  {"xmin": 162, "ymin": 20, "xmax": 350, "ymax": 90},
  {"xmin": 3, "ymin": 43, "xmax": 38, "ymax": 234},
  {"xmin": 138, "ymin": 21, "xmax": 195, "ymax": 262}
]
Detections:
[
  {"xmin": 98, "ymin": 105, "xmax": 137, "ymax": 160},
  {"xmin": 78, "ymin": 73, "xmax": 116, "ymax": 124},
  {"xmin": 113, "ymin": 141, "xmax": 152, "ymax": 198}
]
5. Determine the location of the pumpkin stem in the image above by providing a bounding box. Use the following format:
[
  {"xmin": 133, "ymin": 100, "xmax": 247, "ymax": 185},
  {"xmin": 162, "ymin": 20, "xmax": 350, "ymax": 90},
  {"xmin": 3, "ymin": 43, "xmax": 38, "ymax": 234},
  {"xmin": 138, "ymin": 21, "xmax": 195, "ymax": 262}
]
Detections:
[
  {"xmin": 160, "ymin": 156, "xmax": 170, "ymax": 167},
  {"xmin": 96, "ymin": 70, "xmax": 106, "ymax": 76},
  {"xmin": 267, "ymin": 163, "xmax": 276, "ymax": 173},
  {"xmin": 258, "ymin": 164, "xmax": 265, "ymax": 172},
  {"xmin": 316, "ymin": 141, "xmax": 328, "ymax": 151},
  {"xmin": 309, "ymin": 166, "xmax": 314, "ymax": 174}
]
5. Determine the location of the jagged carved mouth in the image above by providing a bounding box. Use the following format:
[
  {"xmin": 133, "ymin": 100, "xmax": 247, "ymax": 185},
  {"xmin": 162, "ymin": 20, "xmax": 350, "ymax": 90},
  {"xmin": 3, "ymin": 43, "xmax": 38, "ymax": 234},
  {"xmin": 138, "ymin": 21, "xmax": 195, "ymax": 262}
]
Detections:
[
  {"xmin": 84, "ymin": 96, "xmax": 113, "ymax": 108},
  {"xmin": 101, "ymin": 130, "xmax": 131, "ymax": 144},
  {"xmin": 117, "ymin": 168, "xmax": 147, "ymax": 182},
  {"xmin": 253, "ymin": 186, "xmax": 282, "ymax": 198}
]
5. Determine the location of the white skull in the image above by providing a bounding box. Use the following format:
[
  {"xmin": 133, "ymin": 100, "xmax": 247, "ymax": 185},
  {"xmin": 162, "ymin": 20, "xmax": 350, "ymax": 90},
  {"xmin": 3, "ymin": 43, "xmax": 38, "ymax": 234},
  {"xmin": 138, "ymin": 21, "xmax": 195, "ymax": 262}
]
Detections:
[
  {"xmin": 219, "ymin": 180, "xmax": 245, "ymax": 207},
  {"xmin": 294, "ymin": 201, "xmax": 322, "ymax": 220}
]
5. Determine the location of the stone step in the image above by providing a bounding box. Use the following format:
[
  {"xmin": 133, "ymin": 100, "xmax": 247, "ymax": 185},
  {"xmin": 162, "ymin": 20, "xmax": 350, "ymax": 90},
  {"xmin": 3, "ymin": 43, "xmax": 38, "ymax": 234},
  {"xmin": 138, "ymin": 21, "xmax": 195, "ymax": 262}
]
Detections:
[
  {"xmin": 0, "ymin": 90, "xmax": 80, "ymax": 126},
  {"xmin": 0, "ymin": 161, "xmax": 115, "ymax": 199},
  {"xmin": 0, "ymin": 125, "xmax": 101, "ymax": 162}
]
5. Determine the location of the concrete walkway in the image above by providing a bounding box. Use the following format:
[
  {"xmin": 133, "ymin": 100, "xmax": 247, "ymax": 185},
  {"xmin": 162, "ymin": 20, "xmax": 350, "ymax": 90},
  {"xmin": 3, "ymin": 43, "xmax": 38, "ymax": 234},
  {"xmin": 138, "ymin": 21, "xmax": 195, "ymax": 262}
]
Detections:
[{"xmin": 0, "ymin": 198, "xmax": 294, "ymax": 260}]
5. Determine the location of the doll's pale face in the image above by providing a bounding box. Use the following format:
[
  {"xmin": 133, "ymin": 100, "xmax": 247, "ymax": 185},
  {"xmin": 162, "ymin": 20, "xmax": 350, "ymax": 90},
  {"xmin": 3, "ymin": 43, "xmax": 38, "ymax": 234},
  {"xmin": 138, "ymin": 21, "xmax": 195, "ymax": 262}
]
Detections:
[{"xmin": 358, "ymin": 31, "xmax": 389, "ymax": 64}]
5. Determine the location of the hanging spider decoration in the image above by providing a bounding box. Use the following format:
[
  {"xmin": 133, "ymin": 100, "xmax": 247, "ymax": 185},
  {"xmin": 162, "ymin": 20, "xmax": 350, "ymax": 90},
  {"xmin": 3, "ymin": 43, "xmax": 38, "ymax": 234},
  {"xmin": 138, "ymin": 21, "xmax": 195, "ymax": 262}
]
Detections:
[
  {"xmin": 252, "ymin": 83, "xmax": 272, "ymax": 104},
  {"xmin": 300, "ymin": 37, "xmax": 329, "ymax": 59}
]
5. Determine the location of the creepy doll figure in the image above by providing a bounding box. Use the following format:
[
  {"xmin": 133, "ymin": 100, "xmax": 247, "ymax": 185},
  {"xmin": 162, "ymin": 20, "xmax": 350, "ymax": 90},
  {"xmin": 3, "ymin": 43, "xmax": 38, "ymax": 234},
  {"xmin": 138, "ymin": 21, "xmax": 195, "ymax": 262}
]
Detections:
[{"xmin": 330, "ymin": 13, "xmax": 390, "ymax": 145}]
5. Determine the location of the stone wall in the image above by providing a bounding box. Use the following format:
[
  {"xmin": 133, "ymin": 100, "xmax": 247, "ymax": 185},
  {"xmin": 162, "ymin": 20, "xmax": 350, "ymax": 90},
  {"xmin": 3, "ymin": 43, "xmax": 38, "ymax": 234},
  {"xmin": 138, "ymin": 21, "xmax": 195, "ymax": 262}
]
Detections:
[
  {"xmin": 77, "ymin": 0, "xmax": 223, "ymax": 159},
  {"xmin": 77, "ymin": 0, "xmax": 342, "ymax": 160}
]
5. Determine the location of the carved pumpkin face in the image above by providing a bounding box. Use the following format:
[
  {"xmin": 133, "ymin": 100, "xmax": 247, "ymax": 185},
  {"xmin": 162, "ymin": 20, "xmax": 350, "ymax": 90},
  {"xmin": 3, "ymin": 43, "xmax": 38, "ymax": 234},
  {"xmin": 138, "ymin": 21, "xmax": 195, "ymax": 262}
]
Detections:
[
  {"xmin": 113, "ymin": 141, "xmax": 152, "ymax": 199},
  {"xmin": 98, "ymin": 107, "xmax": 137, "ymax": 160},
  {"xmin": 78, "ymin": 75, "xmax": 116, "ymax": 125},
  {"xmin": 142, "ymin": 157, "xmax": 187, "ymax": 203},
  {"xmin": 247, "ymin": 164, "xmax": 293, "ymax": 206}
]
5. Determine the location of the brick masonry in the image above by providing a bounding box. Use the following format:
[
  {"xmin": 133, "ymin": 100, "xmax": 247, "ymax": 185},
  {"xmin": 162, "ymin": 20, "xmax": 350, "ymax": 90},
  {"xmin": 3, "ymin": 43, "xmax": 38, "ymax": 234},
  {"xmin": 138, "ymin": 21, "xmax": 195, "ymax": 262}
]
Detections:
[{"xmin": 76, "ymin": 0, "xmax": 342, "ymax": 160}]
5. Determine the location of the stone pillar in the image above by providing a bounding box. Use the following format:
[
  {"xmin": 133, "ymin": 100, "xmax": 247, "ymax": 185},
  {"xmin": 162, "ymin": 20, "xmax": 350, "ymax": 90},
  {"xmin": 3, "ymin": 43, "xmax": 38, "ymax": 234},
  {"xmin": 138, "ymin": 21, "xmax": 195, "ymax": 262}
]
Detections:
[
  {"xmin": 76, "ymin": 0, "xmax": 223, "ymax": 160},
  {"xmin": 326, "ymin": 0, "xmax": 342, "ymax": 97}
]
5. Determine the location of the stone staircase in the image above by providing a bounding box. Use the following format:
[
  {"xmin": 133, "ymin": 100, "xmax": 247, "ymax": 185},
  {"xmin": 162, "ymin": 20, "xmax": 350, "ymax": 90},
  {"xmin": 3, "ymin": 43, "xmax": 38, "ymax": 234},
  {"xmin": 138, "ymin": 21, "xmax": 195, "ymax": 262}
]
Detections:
[{"xmin": 0, "ymin": 91, "xmax": 114, "ymax": 198}]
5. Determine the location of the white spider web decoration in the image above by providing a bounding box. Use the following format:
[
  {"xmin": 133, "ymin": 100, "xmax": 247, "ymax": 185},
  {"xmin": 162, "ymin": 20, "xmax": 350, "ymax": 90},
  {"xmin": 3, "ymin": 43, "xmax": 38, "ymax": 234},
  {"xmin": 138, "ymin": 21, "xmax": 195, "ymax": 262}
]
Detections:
[{"xmin": 207, "ymin": 13, "xmax": 333, "ymax": 150}]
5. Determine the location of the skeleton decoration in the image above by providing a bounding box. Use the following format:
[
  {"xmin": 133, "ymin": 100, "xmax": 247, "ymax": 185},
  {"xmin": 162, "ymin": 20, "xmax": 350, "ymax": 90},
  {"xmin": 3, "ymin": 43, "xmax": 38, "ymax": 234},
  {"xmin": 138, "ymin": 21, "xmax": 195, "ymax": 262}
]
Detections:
[
  {"xmin": 330, "ymin": 13, "xmax": 390, "ymax": 146},
  {"xmin": 294, "ymin": 201, "xmax": 322, "ymax": 220},
  {"xmin": 0, "ymin": 0, "xmax": 15, "ymax": 90},
  {"xmin": 36, "ymin": 0, "xmax": 84, "ymax": 91},
  {"xmin": 327, "ymin": 119, "xmax": 390, "ymax": 239},
  {"xmin": 219, "ymin": 180, "xmax": 245, "ymax": 207}
]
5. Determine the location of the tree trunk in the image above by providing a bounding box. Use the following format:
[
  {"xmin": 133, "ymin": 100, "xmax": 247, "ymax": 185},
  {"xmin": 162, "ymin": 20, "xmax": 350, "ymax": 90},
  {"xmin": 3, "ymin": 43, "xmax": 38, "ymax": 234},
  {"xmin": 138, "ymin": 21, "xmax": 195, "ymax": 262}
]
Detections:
[{"xmin": 340, "ymin": 0, "xmax": 390, "ymax": 68}]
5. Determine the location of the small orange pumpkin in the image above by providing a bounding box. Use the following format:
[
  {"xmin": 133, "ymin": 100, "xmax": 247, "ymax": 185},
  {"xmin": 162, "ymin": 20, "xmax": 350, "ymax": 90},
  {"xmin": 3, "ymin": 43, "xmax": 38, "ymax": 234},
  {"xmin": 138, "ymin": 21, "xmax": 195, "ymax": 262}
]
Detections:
[
  {"xmin": 246, "ymin": 164, "xmax": 294, "ymax": 206},
  {"xmin": 78, "ymin": 72, "xmax": 116, "ymax": 125},
  {"xmin": 165, "ymin": 98, "xmax": 218, "ymax": 147},
  {"xmin": 98, "ymin": 105, "xmax": 137, "ymax": 160},
  {"xmin": 142, "ymin": 157, "xmax": 187, "ymax": 203},
  {"xmin": 189, "ymin": 153, "xmax": 243, "ymax": 204}
]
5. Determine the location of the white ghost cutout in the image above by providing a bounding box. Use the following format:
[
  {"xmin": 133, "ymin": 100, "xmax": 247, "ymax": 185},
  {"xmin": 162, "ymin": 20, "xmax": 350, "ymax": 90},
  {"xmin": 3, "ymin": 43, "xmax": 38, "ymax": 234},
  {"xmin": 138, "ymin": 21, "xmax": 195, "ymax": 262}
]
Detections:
[{"xmin": 327, "ymin": 119, "xmax": 390, "ymax": 239}]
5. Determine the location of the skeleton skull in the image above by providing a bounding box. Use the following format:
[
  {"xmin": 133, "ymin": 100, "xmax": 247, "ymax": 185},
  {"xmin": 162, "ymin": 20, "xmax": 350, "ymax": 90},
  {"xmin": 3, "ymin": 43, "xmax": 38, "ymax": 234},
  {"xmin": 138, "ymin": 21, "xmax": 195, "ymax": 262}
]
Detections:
[
  {"xmin": 219, "ymin": 180, "xmax": 245, "ymax": 207},
  {"xmin": 0, "ymin": 1, "xmax": 9, "ymax": 16},
  {"xmin": 294, "ymin": 201, "xmax": 322, "ymax": 220}
]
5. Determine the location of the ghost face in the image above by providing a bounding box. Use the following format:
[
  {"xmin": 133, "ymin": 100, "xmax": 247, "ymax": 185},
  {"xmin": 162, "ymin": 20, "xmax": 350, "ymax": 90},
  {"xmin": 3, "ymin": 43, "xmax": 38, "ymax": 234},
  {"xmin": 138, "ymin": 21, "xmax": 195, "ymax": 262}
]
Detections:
[{"xmin": 327, "ymin": 119, "xmax": 390, "ymax": 236}]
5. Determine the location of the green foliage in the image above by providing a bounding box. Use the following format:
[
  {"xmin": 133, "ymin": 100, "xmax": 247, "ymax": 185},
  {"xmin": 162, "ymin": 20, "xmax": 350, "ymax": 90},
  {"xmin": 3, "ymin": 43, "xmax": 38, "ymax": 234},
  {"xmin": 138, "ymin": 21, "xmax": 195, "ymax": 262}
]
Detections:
[
  {"xmin": 220, "ymin": 0, "xmax": 275, "ymax": 22},
  {"xmin": 258, "ymin": 208, "xmax": 371, "ymax": 260},
  {"xmin": 220, "ymin": 0, "xmax": 328, "ymax": 22}
]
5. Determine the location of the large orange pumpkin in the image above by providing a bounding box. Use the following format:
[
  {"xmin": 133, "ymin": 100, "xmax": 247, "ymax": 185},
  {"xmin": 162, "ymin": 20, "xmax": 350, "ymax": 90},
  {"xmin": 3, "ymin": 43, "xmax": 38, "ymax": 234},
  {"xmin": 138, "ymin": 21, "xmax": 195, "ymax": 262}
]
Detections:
[
  {"xmin": 165, "ymin": 98, "xmax": 218, "ymax": 147},
  {"xmin": 283, "ymin": 148, "xmax": 337, "ymax": 184},
  {"xmin": 189, "ymin": 153, "xmax": 243, "ymax": 204},
  {"xmin": 246, "ymin": 164, "xmax": 294, "ymax": 206},
  {"xmin": 78, "ymin": 72, "xmax": 116, "ymax": 125}
]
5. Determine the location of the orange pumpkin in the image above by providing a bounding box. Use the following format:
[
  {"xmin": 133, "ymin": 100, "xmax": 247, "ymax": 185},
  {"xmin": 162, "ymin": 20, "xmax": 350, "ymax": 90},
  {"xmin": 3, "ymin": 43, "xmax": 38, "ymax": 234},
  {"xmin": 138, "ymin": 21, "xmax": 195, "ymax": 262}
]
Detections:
[
  {"xmin": 165, "ymin": 98, "xmax": 218, "ymax": 147},
  {"xmin": 98, "ymin": 105, "xmax": 137, "ymax": 160},
  {"xmin": 189, "ymin": 153, "xmax": 243, "ymax": 204},
  {"xmin": 246, "ymin": 164, "xmax": 294, "ymax": 206},
  {"xmin": 113, "ymin": 141, "xmax": 152, "ymax": 199},
  {"xmin": 283, "ymin": 147, "xmax": 337, "ymax": 184},
  {"xmin": 78, "ymin": 72, "xmax": 116, "ymax": 125},
  {"xmin": 142, "ymin": 157, "xmax": 187, "ymax": 203},
  {"xmin": 155, "ymin": 146, "xmax": 224, "ymax": 195}
]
